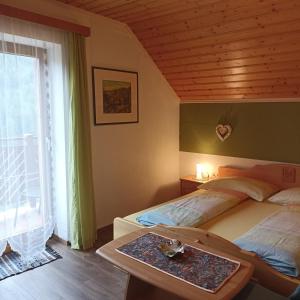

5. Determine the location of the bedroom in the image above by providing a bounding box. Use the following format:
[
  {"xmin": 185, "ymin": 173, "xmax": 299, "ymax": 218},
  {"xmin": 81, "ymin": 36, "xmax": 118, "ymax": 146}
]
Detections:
[{"xmin": 0, "ymin": 0, "xmax": 299, "ymax": 299}]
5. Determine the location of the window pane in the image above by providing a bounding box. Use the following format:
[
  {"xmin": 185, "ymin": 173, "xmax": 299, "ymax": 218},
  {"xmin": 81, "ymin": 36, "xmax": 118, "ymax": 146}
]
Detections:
[
  {"xmin": 0, "ymin": 52, "xmax": 42, "ymax": 238},
  {"xmin": 0, "ymin": 53, "xmax": 39, "ymax": 137}
]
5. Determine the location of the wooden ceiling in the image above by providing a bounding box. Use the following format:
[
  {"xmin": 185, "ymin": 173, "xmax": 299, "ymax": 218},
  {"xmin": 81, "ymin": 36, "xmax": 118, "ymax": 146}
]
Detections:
[{"xmin": 59, "ymin": 0, "xmax": 300, "ymax": 102}]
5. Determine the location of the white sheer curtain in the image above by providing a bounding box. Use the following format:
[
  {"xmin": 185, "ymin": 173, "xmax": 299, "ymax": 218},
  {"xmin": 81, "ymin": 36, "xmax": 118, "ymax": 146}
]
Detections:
[{"xmin": 0, "ymin": 16, "xmax": 68, "ymax": 258}]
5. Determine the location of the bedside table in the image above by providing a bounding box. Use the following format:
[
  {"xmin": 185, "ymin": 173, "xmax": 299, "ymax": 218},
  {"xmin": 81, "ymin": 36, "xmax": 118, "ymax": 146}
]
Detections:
[{"xmin": 180, "ymin": 175, "xmax": 206, "ymax": 195}]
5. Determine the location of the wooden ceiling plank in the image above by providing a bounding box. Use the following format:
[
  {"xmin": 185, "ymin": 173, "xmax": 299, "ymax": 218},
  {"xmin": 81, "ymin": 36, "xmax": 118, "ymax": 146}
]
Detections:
[
  {"xmin": 120, "ymin": 0, "xmax": 225, "ymax": 24},
  {"xmin": 177, "ymin": 87, "xmax": 300, "ymax": 97},
  {"xmin": 84, "ymin": 0, "xmax": 137, "ymax": 11},
  {"xmin": 166, "ymin": 69, "xmax": 300, "ymax": 81},
  {"xmin": 98, "ymin": 0, "xmax": 178, "ymax": 20},
  {"xmin": 128, "ymin": 0, "xmax": 252, "ymax": 27},
  {"xmin": 180, "ymin": 94, "xmax": 300, "ymax": 101},
  {"xmin": 180, "ymin": 93, "xmax": 300, "ymax": 98},
  {"xmin": 66, "ymin": 0, "xmax": 105, "ymax": 7},
  {"xmin": 174, "ymin": 78, "xmax": 300, "ymax": 90},
  {"xmin": 179, "ymin": 93, "xmax": 300, "ymax": 98},
  {"xmin": 168, "ymin": 72, "xmax": 300, "ymax": 85},
  {"xmin": 165, "ymin": 63, "xmax": 300, "ymax": 79},
  {"xmin": 79, "ymin": 0, "xmax": 107, "ymax": 9},
  {"xmin": 63, "ymin": 0, "xmax": 83, "ymax": 4},
  {"xmin": 156, "ymin": 43, "xmax": 300, "ymax": 68},
  {"xmin": 177, "ymin": 85, "xmax": 300, "ymax": 93},
  {"xmin": 72, "ymin": 0, "xmax": 98, "ymax": 7},
  {"xmin": 140, "ymin": 6, "xmax": 300, "ymax": 48},
  {"xmin": 91, "ymin": 0, "xmax": 163, "ymax": 18},
  {"xmin": 147, "ymin": 19, "xmax": 300, "ymax": 54},
  {"xmin": 178, "ymin": 94, "xmax": 300, "ymax": 101},
  {"xmin": 166, "ymin": 71, "xmax": 299, "ymax": 88},
  {"xmin": 136, "ymin": 0, "xmax": 295, "ymax": 39},
  {"xmin": 116, "ymin": 2, "xmax": 203, "ymax": 24},
  {"xmin": 129, "ymin": 0, "xmax": 284, "ymax": 31},
  {"xmin": 153, "ymin": 31, "xmax": 300, "ymax": 62},
  {"xmin": 145, "ymin": 19, "xmax": 300, "ymax": 54},
  {"xmin": 160, "ymin": 52, "xmax": 300, "ymax": 74}
]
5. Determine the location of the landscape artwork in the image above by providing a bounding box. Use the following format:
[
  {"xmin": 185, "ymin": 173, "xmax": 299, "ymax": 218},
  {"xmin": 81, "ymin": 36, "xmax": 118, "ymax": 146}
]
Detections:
[
  {"xmin": 92, "ymin": 67, "xmax": 138, "ymax": 125},
  {"xmin": 102, "ymin": 80, "xmax": 131, "ymax": 114}
]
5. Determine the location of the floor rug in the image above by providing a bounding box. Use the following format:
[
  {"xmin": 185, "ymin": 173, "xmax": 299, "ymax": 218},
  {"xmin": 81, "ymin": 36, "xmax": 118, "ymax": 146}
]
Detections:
[{"xmin": 0, "ymin": 245, "xmax": 62, "ymax": 281}]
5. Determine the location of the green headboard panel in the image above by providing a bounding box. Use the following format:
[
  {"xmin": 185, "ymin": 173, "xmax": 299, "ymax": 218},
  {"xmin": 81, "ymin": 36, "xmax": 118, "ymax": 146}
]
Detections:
[{"xmin": 180, "ymin": 103, "xmax": 300, "ymax": 164}]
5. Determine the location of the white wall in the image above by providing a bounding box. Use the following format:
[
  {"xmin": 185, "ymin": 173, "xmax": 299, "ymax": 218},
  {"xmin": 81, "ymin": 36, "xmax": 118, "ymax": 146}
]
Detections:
[{"xmin": 3, "ymin": 0, "xmax": 180, "ymax": 228}]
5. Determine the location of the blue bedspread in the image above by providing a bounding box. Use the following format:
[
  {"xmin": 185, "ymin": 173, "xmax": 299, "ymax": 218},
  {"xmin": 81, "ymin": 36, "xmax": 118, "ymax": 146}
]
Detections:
[
  {"xmin": 136, "ymin": 189, "xmax": 242, "ymax": 227},
  {"xmin": 234, "ymin": 211, "xmax": 300, "ymax": 277}
]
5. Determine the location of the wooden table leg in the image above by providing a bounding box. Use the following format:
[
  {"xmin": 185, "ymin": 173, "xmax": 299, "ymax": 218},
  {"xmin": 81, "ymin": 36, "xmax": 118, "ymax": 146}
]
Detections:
[{"xmin": 125, "ymin": 274, "xmax": 184, "ymax": 300}]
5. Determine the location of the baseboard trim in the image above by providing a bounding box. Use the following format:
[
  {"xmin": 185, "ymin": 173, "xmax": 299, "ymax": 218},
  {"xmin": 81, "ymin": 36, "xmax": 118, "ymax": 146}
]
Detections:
[
  {"xmin": 96, "ymin": 224, "xmax": 113, "ymax": 247},
  {"xmin": 52, "ymin": 234, "xmax": 69, "ymax": 246},
  {"xmin": 97, "ymin": 223, "xmax": 113, "ymax": 237},
  {"xmin": 52, "ymin": 224, "xmax": 113, "ymax": 245},
  {"xmin": 51, "ymin": 224, "xmax": 114, "ymax": 248}
]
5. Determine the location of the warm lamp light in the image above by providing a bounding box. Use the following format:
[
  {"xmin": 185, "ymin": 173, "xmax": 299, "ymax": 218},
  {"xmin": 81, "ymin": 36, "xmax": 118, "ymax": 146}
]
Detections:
[{"xmin": 196, "ymin": 163, "xmax": 211, "ymax": 181}]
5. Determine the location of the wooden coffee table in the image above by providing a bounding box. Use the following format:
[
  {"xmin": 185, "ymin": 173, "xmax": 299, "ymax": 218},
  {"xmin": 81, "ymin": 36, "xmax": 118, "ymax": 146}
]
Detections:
[{"xmin": 97, "ymin": 226, "xmax": 254, "ymax": 300}]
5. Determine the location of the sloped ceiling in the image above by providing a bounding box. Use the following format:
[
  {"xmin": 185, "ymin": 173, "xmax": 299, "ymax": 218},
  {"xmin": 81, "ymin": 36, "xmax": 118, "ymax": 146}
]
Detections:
[{"xmin": 59, "ymin": 0, "xmax": 300, "ymax": 102}]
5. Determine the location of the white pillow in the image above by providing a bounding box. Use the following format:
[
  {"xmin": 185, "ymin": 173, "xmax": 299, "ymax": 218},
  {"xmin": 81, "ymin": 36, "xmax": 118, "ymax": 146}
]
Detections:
[
  {"xmin": 268, "ymin": 187, "xmax": 300, "ymax": 205},
  {"xmin": 200, "ymin": 176, "xmax": 279, "ymax": 202}
]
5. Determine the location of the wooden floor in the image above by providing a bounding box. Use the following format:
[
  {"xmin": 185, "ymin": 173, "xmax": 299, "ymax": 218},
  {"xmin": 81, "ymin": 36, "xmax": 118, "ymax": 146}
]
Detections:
[
  {"xmin": 0, "ymin": 233, "xmax": 288, "ymax": 300},
  {"xmin": 0, "ymin": 240, "xmax": 128, "ymax": 300}
]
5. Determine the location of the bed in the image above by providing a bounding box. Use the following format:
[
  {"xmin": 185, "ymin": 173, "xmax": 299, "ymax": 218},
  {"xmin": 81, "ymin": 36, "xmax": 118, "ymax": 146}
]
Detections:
[{"xmin": 113, "ymin": 164, "xmax": 300, "ymax": 296}]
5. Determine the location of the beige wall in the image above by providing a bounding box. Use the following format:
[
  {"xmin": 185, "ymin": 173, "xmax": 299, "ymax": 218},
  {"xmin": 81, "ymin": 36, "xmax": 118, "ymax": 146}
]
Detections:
[{"xmin": 3, "ymin": 0, "xmax": 180, "ymax": 228}]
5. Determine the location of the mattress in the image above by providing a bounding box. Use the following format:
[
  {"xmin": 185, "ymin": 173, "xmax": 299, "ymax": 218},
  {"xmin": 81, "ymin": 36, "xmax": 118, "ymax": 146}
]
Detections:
[{"xmin": 124, "ymin": 196, "xmax": 283, "ymax": 242}]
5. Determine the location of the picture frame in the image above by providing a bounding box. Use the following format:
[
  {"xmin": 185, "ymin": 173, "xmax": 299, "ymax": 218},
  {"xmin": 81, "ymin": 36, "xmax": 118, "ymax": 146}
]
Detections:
[{"xmin": 92, "ymin": 67, "xmax": 139, "ymax": 125}]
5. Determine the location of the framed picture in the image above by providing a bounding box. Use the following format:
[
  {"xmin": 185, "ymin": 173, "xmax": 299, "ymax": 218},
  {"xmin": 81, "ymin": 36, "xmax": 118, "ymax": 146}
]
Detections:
[{"xmin": 92, "ymin": 67, "xmax": 139, "ymax": 125}]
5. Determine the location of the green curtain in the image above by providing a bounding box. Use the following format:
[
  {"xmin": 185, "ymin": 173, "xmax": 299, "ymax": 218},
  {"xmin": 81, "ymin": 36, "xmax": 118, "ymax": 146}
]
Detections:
[{"xmin": 68, "ymin": 32, "xmax": 96, "ymax": 250}]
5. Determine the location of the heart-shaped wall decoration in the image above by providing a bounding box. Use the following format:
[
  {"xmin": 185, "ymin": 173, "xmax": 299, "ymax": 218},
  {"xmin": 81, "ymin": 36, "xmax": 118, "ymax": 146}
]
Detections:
[{"xmin": 216, "ymin": 124, "xmax": 232, "ymax": 142}]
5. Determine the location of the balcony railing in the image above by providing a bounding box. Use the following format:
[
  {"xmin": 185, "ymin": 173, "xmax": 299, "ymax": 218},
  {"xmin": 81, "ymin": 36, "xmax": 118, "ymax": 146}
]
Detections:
[{"xmin": 0, "ymin": 134, "xmax": 41, "ymax": 237}]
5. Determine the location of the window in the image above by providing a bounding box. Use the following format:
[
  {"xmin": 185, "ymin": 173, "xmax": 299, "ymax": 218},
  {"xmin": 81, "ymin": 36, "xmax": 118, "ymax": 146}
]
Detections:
[
  {"xmin": 0, "ymin": 45, "xmax": 49, "ymax": 238},
  {"xmin": 0, "ymin": 18, "xmax": 68, "ymax": 256}
]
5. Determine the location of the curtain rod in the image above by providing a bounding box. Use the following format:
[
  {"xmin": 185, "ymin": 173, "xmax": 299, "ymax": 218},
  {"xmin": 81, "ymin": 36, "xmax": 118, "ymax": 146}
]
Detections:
[{"xmin": 0, "ymin": 4, "xmax": 91, "ymax": 37}]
